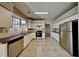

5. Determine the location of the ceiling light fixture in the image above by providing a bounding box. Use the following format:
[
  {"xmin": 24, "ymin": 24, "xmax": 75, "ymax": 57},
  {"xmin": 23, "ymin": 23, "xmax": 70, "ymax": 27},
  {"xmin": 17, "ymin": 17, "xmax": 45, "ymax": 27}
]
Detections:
[{"xmin": 35, "ymin": 12, "xmax": 48, "ymax": 14}]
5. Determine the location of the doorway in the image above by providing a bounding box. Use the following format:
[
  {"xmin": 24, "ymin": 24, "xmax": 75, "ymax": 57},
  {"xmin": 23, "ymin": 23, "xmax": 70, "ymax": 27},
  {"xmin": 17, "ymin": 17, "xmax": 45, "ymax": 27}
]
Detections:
[{"xmin": 45, "ymin": 24, "xmax": 50, "ymax": 38}]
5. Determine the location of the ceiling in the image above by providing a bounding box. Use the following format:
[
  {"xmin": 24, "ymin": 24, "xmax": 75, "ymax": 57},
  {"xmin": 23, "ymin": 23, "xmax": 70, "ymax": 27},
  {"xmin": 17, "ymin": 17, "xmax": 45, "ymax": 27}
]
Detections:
[
  {"xmin": 13, "ymin": 2, "xmax": 41, "ymax": 19},
  {"xmin": 14, "ymin": 2, "xmax": 77, "ymax": 20},
  {"xmin": 25, "ymin": 2, "xmax": 77, "ymax": 20}
]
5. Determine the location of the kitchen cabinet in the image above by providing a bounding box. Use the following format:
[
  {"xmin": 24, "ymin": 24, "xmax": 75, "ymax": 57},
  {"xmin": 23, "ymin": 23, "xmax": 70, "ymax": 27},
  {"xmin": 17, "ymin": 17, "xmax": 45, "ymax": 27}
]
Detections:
[
  {"xmin": 8, "ymin": 39, "xmax": 24, "ymax": 57},
  {"xmin": 24, "ymin": 33, "xmax": 35, "ymax": 48},
  {"xmin": 0, "ymin": 6, "xmax": 12, "ymax": 27},
  {"xmin": 24, "ymin": 34, "xmax": 30, "ymax": 48},
  {"xmin": 0, "ymin": 34, "xmax": 24, "ymax": 57},
  {"xmin": 51, "ymin": 32, "xmax": 59, "ymax": 42},
  {"xmin": 0, "ymin": 43, "xmax": 7, "ymax": 57},
  {"xmin": 42, "ymin": 33, "xmax": 45, "ymax": 38}
]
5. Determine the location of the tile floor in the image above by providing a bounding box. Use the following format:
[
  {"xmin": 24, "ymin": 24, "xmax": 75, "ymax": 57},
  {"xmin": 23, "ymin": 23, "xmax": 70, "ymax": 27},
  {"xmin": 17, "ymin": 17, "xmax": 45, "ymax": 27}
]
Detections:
[{"xmin": 19, "ymin": 37, "xmax": 72, "ymax": 57}]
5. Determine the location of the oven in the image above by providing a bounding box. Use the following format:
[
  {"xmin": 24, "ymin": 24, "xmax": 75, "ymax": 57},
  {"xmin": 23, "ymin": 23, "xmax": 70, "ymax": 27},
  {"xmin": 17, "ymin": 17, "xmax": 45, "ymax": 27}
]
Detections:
[{"xmin": 36, "ymin": 31, "xmax": 42, "ymax": 37}]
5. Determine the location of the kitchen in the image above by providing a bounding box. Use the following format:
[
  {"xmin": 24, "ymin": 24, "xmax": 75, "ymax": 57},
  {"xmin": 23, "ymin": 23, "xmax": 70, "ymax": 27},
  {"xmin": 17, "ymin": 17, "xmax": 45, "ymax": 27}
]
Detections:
[
  {"xmin": 0, "ymin": 2, "xmax": 45, "ymax": 57},
  {"xmin": 0, "ymin": 2, "xmax": 79, "ymax": 57}
]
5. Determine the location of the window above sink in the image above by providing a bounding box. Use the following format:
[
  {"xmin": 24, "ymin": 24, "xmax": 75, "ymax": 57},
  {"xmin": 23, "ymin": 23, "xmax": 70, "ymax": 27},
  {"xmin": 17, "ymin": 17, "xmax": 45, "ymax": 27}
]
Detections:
[{"xmin": 10, "ymin": 16, "xmax": 27, "ymax": 32}]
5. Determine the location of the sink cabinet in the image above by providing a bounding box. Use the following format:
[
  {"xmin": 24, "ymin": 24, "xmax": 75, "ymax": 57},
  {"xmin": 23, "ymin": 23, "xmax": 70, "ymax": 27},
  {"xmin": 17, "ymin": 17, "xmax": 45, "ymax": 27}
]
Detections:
[{"xmin": 8, "ymin": 38, "xmax": 24, "ymax": 57}]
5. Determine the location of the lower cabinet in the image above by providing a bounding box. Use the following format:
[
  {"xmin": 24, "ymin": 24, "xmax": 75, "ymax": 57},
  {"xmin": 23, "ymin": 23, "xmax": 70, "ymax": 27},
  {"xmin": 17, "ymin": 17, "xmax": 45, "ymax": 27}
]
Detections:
[
  {"xmin": 24, "ymin": 33, "xmax": 35, "ymax": 48},
  {"xmin": 8, "ymin": 39, "xmax": 24, "ymax": 57},
  {"xmin": 51, "ymin": 32, "xmax": 59, "ymax": 42},
  {"xmin": 42, "ymin": 33, "xmax": 45, "ymax": 38},
  {"xmin": 0, "ymin": 43, "xmax": 7, "ymax": 57}
]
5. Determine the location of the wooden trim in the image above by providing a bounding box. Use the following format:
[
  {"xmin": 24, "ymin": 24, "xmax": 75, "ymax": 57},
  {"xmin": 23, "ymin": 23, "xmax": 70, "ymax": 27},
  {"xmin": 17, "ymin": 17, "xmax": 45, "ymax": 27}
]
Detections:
[
  {"xmin": 27, "ymin": 16, "xmax": 44, "ymax": 20},
  {"xmin": 13, "ymin": 7, "xmax": 27, "ymax": 20},
  {"xmin": 0, "ymin": 3, "xmax": 13, "ymax": 12},
  {"xmin": 13, "ymin": 7, "xmax": 44, "ymax": 20}
]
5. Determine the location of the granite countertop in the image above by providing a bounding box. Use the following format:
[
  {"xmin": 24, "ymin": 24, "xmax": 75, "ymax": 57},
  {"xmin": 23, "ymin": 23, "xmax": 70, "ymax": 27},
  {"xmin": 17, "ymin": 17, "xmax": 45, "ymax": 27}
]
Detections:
[
  {"xmin": 52, "ymin": 31, "xmax": 59, "ymax": 34},
  {"xmin": 0, "ymin": 34, "xmax": 24, "ymax": 44},
  {"xmin": 0, "ymin": 32, "xmax": 33, "ymax": 44}
]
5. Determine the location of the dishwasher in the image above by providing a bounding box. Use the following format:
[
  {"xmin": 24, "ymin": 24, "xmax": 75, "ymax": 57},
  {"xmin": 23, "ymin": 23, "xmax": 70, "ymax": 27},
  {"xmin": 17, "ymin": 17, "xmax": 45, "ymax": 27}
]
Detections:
[{"xmin": 8, "ymin": 35, "xmax": 24, "ymax": 57}]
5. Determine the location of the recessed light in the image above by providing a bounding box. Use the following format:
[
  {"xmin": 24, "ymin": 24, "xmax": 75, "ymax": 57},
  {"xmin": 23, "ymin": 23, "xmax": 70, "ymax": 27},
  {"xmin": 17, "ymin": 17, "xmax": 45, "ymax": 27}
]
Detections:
[
  {"xmin": 35, "ymin": 12, "xmax": 48, "ymax": 14},
  {"xmin": 28, "ymin": 11, "xmax": 30, "ymax": 14}
]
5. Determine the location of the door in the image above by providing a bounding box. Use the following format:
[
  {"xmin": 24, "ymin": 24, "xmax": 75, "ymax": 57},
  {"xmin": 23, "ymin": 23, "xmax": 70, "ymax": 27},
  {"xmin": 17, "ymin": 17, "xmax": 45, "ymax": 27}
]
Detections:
[{"xmin": 45, "ymin": 24, "xmax": 50, "ymax": 38}]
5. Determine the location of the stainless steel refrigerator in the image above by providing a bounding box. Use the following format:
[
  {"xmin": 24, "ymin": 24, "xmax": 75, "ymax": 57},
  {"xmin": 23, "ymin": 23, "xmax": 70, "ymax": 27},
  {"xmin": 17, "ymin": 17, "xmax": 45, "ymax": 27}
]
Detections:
[{"xmin": 59, "ymin": 20, "xmax": 78, "ymax": 56}]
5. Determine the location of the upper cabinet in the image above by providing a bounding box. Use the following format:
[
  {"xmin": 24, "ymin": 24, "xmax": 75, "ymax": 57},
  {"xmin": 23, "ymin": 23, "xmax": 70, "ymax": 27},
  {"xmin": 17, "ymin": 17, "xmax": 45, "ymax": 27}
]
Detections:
[
  {"xmin": 0, "ymin": 2, "xmax": 14, "ymax": 12},
  {"xmin": 0, "ymin": 6, "xmax": 12, "ymax": 27}
]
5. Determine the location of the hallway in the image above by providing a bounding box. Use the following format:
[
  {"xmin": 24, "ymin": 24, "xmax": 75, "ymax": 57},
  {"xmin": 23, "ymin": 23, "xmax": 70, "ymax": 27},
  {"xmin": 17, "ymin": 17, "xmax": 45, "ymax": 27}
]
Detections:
[{"xmin": 19, "ymin": 38, "xmax": 72, "ymax": 57}]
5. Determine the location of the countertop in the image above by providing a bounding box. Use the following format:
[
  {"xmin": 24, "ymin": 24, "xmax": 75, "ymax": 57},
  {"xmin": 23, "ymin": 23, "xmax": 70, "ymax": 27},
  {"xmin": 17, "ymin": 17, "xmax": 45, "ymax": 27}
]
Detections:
[
  {"xmin": 0, "ymin": 34, "xmax": 24, "ymax": 44},
  {"xmin": 52, "ymin": 31, "xmax": 59, "ymax": 34},
  {"xmin": 0, "ymin": 32, "xmax": 33, "ymax": 44}
]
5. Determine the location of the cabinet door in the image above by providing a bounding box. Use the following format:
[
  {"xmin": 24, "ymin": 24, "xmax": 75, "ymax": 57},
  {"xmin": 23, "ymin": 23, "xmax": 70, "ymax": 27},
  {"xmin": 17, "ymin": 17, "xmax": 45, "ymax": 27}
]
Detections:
[
  {"xmin": 52, "ymin": 32, "xmax": 59, "ymax": 42},
  {"xmin": 42, "ymin": 33, "xmax": 45, "ymax": 38},
  {"xmin": 0, "ymin": 6, "xmax": 12, "ymax": 27},
  {"xmin": 24, "ymin": 34, "xmax": 31, "ymax": 48},
  {"xmin": 24, "ymin": 33, "xmax": 35, "ymax": 48},
  {"xmin": 30, "ymin": 33, "xmax": 35, "ymax": 39},
  {"xmin": 0, "ymin": 43, "xmax": 7, "ymax": 57},
  {"xmin": 8, "ymin": 39, "xmax": 23, "ymax": 57},
  {"xmin": 24, "ymin": 35, "xmax": 29, "ymax": 48}
]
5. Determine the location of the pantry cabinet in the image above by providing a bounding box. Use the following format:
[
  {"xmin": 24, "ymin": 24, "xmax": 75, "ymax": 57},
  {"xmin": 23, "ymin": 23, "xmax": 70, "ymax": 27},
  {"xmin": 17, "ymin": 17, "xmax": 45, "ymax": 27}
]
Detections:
[{"xmin": 0, "ymin": 6, "xmax": 12, "ymax": 27}]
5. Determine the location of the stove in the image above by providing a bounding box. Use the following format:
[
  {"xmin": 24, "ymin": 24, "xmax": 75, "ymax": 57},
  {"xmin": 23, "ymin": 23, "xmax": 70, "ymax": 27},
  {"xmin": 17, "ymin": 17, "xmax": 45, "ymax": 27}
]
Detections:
[{"xmin": 36, "ymin": 31, "xmax": 42, "ymax": 37}]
